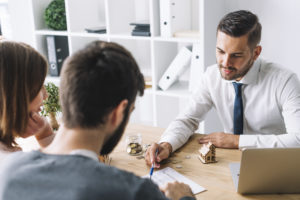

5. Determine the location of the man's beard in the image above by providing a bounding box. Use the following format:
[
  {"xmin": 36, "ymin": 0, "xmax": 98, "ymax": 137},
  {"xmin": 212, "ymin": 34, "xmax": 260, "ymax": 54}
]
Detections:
[
  {"xmin": 100, "ymin": 107, "xmax": 129, "ymax": 155},
  {"xmin": 218, "ymin": 57, "xmax": 254, "ymax": 81}
]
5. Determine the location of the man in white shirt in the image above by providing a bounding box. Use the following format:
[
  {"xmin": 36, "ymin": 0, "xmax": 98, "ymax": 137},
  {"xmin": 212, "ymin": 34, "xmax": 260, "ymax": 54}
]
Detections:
[{"xmin": 145, "ymin": 10, "xmax": 300, "ymax": 168}]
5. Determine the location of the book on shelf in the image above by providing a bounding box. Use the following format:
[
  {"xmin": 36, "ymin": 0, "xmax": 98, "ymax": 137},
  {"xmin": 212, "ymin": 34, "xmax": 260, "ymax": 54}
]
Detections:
[
  {"xmin": 46, "ymin": 35, "xmax": 69, "ymax": 77},
  {"xmin": 132, "ymin": 31, "xmax": 151, "ymax": 36},
  {"xmin": 144, "ymin": 76, "xmax": 152, "ymax": 89},
  {"xmin": 132, "ymin": 26, "xmax": 150, "ymax": 32},
  {"xmin": 158, "ymin": 46, "xmax": 192, "ymax": 91},
  {"xmin": 130, "ymin": 20, "xmax": 150, "ymax": 37},
  {"xmin": 129, "ymin": 20, "xmax": 150, "ymax": 26}
]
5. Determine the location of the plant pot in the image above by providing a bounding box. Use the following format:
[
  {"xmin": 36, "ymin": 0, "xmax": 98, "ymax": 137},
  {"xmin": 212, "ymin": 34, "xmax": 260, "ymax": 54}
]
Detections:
[{"xmin": 49, "ymin": 112, "xmax": 59, "ymax": 131}]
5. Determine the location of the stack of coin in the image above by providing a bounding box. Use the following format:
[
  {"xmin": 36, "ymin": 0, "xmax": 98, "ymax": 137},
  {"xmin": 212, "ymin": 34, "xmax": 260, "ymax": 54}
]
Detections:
[{"xmin": 126, "ymin": 142, "xmax": 143, "ymax": 155}]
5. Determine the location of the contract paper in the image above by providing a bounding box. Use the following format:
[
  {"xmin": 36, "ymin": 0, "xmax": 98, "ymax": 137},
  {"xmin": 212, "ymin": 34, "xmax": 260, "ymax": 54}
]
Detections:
[{"xmin": 143, "ymin": 167, "xmax": 206, "ymax": 194}]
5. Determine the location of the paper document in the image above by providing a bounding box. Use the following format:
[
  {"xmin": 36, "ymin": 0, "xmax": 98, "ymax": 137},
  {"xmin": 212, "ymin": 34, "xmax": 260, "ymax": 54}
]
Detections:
[{"xmin": 143, "ymin": 167, "xmax": 206, "ymax": 194}]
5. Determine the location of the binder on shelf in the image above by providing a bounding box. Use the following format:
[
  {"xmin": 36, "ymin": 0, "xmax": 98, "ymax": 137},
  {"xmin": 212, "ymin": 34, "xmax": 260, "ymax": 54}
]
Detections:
[
  {"xmin": 46, "ymin": 35, "xmax": 69, "ymax": 77},
  {"xmin": 158, "ymin": 46, "xmax": 192, "ymax": 91},
  {"xmin": 189, "ymin": 43, "xmax": 203, "ymax": 92},
  {"xmin": 160, "ymin": 0, "xmax": 191, "ymax": 37}
]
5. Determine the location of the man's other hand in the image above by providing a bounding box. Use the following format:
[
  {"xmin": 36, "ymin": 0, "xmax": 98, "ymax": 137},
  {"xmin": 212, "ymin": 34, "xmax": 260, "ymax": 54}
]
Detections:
[{"xmin": 198, "ymin": 132, "xmax": 239, "ymax": 149}]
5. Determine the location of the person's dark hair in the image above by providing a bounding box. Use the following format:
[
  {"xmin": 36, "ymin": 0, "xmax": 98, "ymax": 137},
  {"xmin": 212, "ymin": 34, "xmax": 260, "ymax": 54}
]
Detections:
[
  {"xmin": 60, "ymin": 41, "xmax": 145, "ymax": 128},
  {"xmin": 0, "ymin": 41, "xmax": 48, "ymax": 147},
  {"xmin": 217, "ymin": 10, "xmax": 262, "ymax": 49}
]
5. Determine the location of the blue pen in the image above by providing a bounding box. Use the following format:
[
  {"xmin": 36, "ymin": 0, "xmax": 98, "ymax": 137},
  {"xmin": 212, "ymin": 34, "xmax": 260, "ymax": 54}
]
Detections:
[{"xmin": 149, "ymin": 149, "xmax": 158, "ymax": 180}]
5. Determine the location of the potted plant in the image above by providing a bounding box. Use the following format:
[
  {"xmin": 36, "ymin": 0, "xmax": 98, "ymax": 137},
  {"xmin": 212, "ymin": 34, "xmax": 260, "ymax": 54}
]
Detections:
[
  {"xmin": 42, "ymin": 82, "xmax": 61, "ymax": 130},
  {"xmin": 44, "ymin": 0, "xmax": 67, "ymax": 30}
]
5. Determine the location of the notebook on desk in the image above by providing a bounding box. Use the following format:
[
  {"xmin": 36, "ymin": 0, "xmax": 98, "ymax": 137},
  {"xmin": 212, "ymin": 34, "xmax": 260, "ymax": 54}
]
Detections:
[{"xmin": 229, "ymin": 148, "xmax": 300, "ymax": 194}]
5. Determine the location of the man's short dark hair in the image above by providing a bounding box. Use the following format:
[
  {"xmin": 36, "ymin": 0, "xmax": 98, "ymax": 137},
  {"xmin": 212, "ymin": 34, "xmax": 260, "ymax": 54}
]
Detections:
[
  {"xmin": 60, "ymin": 41, "xmax": 145, "ymax": 128},
  {"xmin": 217, "ymin": 10, "xmax": 262, "ymax": 49}
]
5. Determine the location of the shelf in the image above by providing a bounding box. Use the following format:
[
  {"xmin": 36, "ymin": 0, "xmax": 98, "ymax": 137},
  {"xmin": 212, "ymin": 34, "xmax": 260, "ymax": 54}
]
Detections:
[
  {"xmin": 45, "ymin": 77, "xmax": 155, "ymax": 95},
  {"xmin": 155, "ymin": 81, "xmax": 191, "ymax": 98},
  {"xmin": 153, "ymin": 36, "xmax": 200, "ymax": 43},
  {"xmin": 109, "ymin": 33, "xmax": 151, "ymax": 41},
  {"xmin": 69, "ymin": 31, "xmax": 108, "ymax": 38},
  {"xmin": 35, "ymin": 29, "xmax": 68, "ymax": 36},
  {"xmin": 45, "ymin": 77, "xmax": 155, "ymax": 96},
  {"xmin": 28, "ymin": 0, "xmax": 218, "ymax": 129},
  {"xmin": 144, "ymin": 88, "xmax": 154, "ymax": 95}
]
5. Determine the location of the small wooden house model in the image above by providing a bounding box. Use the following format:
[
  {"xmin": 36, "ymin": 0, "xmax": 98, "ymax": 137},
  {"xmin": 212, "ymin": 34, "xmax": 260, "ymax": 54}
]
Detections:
[{"xmin": 198, "ymin": 142, "xmax": 216, "ymax": 164}]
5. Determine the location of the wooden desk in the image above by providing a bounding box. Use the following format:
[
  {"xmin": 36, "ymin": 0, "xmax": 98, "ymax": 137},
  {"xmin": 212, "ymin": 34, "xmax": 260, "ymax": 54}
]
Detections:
[{"xmin": 111, "ymin": 124, "xmax": 300, "ymax": 200}]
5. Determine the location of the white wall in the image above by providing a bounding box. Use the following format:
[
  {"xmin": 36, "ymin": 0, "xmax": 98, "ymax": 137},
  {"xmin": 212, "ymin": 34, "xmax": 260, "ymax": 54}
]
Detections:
[
  {"xmin": 8, "ymin": 0, "xmax": 35, "ymax": 46},
  {"xmin": 0, "ymin": 2, "xmax": 12, "ymax": 38},
  {"xmin": 225, "ymin": 0, "xmax": 300, "ymax": 77}
]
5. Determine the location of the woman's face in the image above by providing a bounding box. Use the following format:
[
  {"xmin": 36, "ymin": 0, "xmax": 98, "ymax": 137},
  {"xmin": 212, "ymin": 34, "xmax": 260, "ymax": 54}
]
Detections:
[{"xmin": 29, "ymin": 86, "xmax": 48, "ymax": 113}]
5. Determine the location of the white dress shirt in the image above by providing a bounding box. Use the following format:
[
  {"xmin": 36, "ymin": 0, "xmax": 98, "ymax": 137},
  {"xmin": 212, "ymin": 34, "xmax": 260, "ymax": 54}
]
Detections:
[{"xmin": 159, "ymin": 58, "xmax": 300, "ymax": 151}]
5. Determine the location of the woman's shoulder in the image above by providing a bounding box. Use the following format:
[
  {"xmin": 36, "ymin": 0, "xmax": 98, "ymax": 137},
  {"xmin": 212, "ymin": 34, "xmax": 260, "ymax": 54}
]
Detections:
[
  {"xmin": 0, "ymin": 142, "xmax": 18, "ymax": 163},
  {"xmin": 0, "ymin": 141, "xmax": 22, "ymax": 156}
]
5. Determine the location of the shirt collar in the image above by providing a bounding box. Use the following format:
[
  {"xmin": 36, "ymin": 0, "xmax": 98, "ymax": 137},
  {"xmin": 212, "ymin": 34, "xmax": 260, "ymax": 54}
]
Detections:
[
  {"xmin": 223, "ymin": 58, "xmax": 261, "ymax": 85},
  {"xmin": 69, "ymin": 149, "xmax": 99, "ymax": 161}
]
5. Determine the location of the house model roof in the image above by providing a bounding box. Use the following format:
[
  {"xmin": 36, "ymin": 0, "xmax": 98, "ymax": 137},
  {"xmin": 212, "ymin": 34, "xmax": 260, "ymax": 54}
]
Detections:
[{"xmin": 199, "ymin": 142, "xmax": 213, "ymax": 156}]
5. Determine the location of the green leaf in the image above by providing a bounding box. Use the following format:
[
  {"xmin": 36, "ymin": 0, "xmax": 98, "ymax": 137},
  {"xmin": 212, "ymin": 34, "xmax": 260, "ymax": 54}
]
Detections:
[
  {"xmin": 41, "ymin": 82, "xmax": 61, "ymax": 117},
  {"xmin": 44, "ymin": 0, "xmax": 67, "ymax": 30}
]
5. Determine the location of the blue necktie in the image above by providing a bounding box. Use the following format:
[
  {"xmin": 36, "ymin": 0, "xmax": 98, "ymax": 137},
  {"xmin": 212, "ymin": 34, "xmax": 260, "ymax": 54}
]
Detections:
[{"xmin": 233, "ymin": 82, "xmax": 243, "ymax": 135}]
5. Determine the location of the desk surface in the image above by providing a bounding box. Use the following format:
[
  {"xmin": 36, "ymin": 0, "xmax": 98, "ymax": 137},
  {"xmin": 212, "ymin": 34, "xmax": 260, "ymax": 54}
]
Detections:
[{"xmin": 111, "ymin": 124, "xmax": 300, "ymax": 200}]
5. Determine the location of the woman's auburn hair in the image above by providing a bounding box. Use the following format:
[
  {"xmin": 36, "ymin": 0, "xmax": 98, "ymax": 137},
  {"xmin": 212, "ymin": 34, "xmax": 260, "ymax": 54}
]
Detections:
[{"xmin": 0, "ymin": 41, "xmax": 48, "ymax": 148}]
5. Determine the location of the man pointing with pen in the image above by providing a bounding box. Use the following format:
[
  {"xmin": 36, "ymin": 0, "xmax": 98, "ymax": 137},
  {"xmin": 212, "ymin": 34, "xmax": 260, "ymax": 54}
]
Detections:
[{"xmin": 146, "ymin": 10, "xmax": 300, "ymax": 167}]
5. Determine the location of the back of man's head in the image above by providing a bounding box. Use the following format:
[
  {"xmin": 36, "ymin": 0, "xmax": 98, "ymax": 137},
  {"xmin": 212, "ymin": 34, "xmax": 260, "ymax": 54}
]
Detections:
[
  {"xmin": 60, "ymin": 41, "xmax": 144, "ymax": 129},
  {"xmin": 217, "ymin": 10, "xmax": 262, "ymax": 49}
]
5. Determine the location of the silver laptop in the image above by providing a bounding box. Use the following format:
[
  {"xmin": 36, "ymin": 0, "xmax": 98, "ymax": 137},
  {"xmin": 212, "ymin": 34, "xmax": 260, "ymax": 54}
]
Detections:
[{"xmin": 229, "ymin": 148, "xmax": 300, "ymax": 194}]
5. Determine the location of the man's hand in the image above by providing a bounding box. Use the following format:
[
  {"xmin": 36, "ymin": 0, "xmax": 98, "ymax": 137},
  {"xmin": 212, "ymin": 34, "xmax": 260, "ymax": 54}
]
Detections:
[
  {"xmin": 198, "ymin": 132, "xmax": 239, "ymax": 149},
  {"xmin": 160, "ymin": 181, "xmax": 195, "ymax": 200},
  {"xmin": 145, "ymin": 142, "xmax": 172, "ymax": 168}
]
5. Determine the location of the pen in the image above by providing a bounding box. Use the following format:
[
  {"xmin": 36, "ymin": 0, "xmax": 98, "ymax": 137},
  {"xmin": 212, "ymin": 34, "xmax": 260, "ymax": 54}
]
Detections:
[{"xmin": 149, "ymin": 149, "xmax": 158, "ymax": 180}]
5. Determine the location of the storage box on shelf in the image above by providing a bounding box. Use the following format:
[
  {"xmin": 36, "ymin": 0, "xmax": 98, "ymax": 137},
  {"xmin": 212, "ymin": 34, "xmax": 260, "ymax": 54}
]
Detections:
[{"xmin": 28, "ymin": 0, "xmax": 224, "ymax": 131}]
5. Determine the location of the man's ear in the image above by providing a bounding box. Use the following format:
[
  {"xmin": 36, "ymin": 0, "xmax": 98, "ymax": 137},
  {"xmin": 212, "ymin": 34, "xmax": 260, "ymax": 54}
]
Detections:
[
  {"xmin": 109, "ymin": 99, "xmax": 128, "ymax": 127},
  {"xmin": 253, "ymin": 45, "xmax": 262, "ymax": 60}
]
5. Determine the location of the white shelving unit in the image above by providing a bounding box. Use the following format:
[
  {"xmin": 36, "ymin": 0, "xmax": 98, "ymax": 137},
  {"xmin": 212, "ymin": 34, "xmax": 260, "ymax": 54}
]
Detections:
[{"xmin": 29, "ymin": 0, "xmax": 226, "ymax": 131}]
